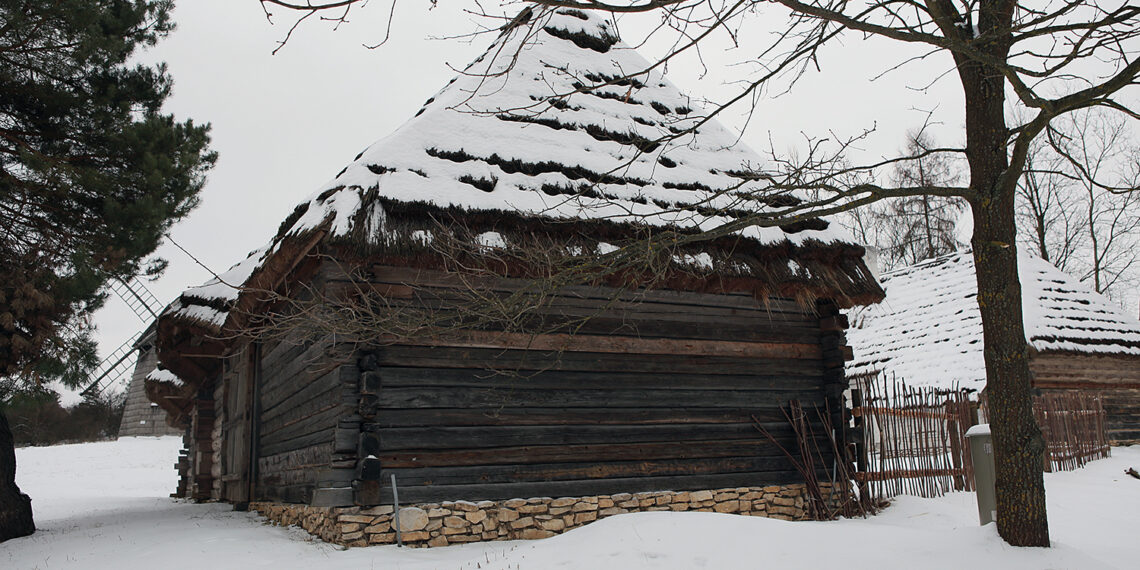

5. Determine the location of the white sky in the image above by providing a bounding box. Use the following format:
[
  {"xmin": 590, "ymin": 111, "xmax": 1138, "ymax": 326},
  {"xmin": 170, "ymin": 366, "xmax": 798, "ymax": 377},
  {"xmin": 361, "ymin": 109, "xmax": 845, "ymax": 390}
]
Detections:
[{"xmin": 83, "ymin": 1, "xmax": 1132, "ymax": 399}]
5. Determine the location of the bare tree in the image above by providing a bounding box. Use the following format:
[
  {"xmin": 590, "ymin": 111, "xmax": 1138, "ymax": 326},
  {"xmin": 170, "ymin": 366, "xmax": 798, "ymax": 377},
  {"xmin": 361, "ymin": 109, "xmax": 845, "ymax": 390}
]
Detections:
[
  {"xmin": 257, "ymin": 0, "xmax": 1140, "ymax": 547},
  {"xmin": 1048, "ymin": 110, "xmax": 1140, "ymax": 299},
  {"xmin": 1016, "ymin": 108, "xmax": 1140, "ymax": 309},
  {"xmin": 859, "ymin": 130, "xmax": 967, "ymax": 271},
  {"xmin": 1016, "ymin": 132, "xmax": 1086, "ymax": 271}
]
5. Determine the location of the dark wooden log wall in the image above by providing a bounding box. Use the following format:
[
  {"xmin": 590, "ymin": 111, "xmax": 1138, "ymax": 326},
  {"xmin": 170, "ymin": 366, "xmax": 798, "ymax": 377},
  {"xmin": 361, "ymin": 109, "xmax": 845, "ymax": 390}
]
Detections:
[
  {"xmin": 252, "ymin": 332, "xmax": 359, "ymax": 505},
  {"xmin": 1031, "ymin": 353, "xmax": 1140, "ymax": 444},
  {"xmin": 349, "ymin": 265, "xmax": 851, "ymax": 505}
]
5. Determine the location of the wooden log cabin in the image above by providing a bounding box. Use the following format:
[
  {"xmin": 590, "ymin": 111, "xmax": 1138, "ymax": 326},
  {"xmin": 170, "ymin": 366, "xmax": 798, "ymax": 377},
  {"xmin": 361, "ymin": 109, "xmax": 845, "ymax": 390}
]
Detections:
[
  {"xmin": 147, "ymin": 8, "xmax": 882, "ymax": 542},
  {"xmin": 848, "ymin": 249, "xmax": 1140, "ymax": 445}
]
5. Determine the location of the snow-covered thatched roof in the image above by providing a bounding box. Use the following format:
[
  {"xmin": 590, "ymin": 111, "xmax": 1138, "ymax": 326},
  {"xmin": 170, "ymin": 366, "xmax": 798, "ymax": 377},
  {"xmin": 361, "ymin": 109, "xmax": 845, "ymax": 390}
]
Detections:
[
  {"xmin": 161, "ymin": 8, "xmax": 882, "ymax": 342},
  {"xmin": 847, "ymin": 249, "xmax": 1140, "ymax": 391}
]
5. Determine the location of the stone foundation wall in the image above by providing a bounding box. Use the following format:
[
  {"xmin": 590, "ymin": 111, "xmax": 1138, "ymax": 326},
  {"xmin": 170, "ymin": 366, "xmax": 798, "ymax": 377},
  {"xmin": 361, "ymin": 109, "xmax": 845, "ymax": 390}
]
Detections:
[{"xmin": 251, "ymin": 484, "xmax": 842, "ymax": 548}]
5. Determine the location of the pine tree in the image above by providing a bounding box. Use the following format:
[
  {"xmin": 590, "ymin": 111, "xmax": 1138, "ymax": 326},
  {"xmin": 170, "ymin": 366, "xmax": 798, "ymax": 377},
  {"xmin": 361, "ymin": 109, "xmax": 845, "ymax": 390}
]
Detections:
[{"xmin": 0, "ymin": 0, "xmax": 216, "ymax": 541}]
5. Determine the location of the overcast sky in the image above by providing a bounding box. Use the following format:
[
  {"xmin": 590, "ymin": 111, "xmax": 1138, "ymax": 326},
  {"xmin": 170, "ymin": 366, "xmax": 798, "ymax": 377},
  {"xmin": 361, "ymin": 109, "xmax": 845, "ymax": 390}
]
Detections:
[{"xmin": 85, "ymin": 0, "xmax": 1110, "ymax": 401}]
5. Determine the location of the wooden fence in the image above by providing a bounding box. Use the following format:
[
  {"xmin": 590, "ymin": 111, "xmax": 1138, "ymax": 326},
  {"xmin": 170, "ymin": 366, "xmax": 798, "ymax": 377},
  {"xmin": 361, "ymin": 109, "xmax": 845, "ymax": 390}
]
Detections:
[
  {"xmin": 852, "ymin": 374, "xmax": 1110, "ymax": 501},
  {"xmin": 851, "ymin": 375, "xmax": 976, "ymax": 499},
  {"xmin": 984, "ymin": 391, "xmax": 1111, "ymax": 472}
]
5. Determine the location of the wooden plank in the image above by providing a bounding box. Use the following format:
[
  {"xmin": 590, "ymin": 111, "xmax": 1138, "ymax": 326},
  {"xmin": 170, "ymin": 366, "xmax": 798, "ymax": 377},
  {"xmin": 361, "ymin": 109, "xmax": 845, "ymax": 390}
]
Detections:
[
  {"xmin": 375, "ymin": 422, "xmax": 775, "ymax": 451},
  {"xmin": 369, "ymin": 407, "xmax": 790, "ymax": 428},
  {"xmin": 397, "ymin": 288, "xmax": 819, "ymax": 324},
  {"xmin": 377, "ymin": 436, "xmax": 827, "ymax": 468},
  {"xmin": 377, "ymin": 366, "xmax": 828, "ymax": 391},
  {"xmin": 382, "ymin": 455, "xmax": 797, "ymax": 486},
  {"xmin": 375, "ymin": 386, "xmax": 823, "ymax": 410},
  {"xmin": 381, "ymin": 330, "xmax": 822, "ymax": 360},
  {"xmin": 374, "ymin": 346, "xmax": 825, "ymax": 376}
]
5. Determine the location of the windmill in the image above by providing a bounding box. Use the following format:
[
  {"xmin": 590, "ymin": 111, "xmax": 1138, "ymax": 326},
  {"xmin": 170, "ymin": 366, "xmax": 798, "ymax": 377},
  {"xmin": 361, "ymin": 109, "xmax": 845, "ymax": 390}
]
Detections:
[
  {"xmin": 79, "ymin": 277, "xmax": 164, "ymax": 398},
  {"xmin": 82, "ymin": 277, "xmax": 182, "ymax": 437}
]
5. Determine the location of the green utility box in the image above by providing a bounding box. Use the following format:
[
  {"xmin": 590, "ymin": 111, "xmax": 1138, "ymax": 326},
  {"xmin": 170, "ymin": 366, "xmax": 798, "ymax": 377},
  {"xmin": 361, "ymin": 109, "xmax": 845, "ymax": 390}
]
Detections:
[{"xmin": 966, "ymin": 424, "xmax": 996, "ymax": 525}]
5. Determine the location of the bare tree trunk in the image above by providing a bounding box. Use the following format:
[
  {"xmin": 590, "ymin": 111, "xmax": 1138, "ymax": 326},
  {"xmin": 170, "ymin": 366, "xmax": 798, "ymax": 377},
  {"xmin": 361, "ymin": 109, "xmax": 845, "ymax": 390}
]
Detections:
[
  {"xmin": 959, "ymin": 18, "xmax": 1050, "ymax": 542},
  {"xmin": 0, "ymin": 408, "xmax": 35, "ymax": 542},
  {"xmin": 973, "ymin": 203, "xmax": 1049, "ymax": 546}
]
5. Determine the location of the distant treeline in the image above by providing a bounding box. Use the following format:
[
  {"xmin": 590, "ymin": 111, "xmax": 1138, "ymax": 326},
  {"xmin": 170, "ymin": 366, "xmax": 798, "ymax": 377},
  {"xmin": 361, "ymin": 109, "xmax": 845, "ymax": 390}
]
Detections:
[{"xmin": 2, "ymin": 387, "xmax": 125, "ymax": 447}]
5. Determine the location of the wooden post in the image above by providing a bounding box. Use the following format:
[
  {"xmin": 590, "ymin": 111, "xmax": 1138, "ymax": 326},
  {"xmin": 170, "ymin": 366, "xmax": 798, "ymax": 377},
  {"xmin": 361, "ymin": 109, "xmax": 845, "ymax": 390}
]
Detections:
[{"xmin": 851, "ymin": 388, "xmax": 870, "ymax": 508}]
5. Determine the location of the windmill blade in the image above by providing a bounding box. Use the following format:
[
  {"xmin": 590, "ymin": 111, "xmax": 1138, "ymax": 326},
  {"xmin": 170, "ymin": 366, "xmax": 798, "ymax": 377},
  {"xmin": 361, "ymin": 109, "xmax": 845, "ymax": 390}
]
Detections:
[
  {"xmin": 108, "ymin": 277, "xmax": 164, "ymax": 323},
  {"xmin": 80, "ymin": 331, "xmax": 141, "ymax": 398}
]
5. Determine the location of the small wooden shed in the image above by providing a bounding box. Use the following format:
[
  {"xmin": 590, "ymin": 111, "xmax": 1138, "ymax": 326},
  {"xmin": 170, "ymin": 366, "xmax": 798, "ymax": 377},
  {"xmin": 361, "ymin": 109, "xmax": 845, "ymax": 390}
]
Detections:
[
  {"xmin": 148, "ymin": 8, "xmax": 881, "ymax": 544},
  {"xmin": 848, "ymin": 249, "xmax": 1140, "ymax": 444}
]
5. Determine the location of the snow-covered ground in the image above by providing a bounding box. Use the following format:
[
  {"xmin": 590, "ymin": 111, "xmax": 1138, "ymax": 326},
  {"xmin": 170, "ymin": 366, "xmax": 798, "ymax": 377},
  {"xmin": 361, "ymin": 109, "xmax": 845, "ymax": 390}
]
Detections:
[{"xmin": 4, "ymin": 437, "xmax": 1138, "ymax": 569}]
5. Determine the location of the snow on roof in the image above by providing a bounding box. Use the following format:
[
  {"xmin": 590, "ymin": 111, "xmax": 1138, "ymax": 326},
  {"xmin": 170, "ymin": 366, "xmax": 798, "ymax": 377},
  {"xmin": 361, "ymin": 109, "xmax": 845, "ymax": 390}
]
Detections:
[
  {"xmin": 273, "ymin": 8, "xmax": 849, "ymax": 245},
  {"xmin": 164, "ymin": 8, "xmax": 877, "ymax": 337},
  {"xmin": 145, "ymin": 366, "xmax": 183, "ymax": 388},
  {"xmin": 848, "ymin": 249, "xmax": 1140, "ymax": 390}
]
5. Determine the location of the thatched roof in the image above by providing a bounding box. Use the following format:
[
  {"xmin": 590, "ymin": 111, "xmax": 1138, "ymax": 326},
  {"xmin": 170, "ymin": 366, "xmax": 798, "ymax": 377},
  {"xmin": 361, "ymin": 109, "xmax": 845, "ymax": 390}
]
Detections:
[
  {"xmin": 151, "ymin": 8, "xmax": 883, "ymax": 417},
  {"xmin": 847, "ymin": 249, "xmax": 1140, "ymax": 391}
]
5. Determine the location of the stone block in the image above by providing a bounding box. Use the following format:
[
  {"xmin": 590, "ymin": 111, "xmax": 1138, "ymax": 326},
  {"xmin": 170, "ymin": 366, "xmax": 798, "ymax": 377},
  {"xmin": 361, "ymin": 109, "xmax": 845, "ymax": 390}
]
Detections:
[
  {"xmin": 763, "ymin": 486, "xmax": 782, "ymax": 493},
  {"xmin": 448, "ymin": 535, "xmax": 482, "ymax": 543},
  {"xmin": 518, "ymin": 504, "xmax": 548, "ymax": 514},
  {"xmin": 339, "ymin": 523, "xmax": 362, "ymax": 534},
  {"xmin": 427, "ymin": 508, "xmax": 450, "ymax": 518},
  {"xmin": 442, "ymin": 526, "xmax": 469, "ymax": 536},
  {"xmin": 364, "ymin": 522, "xmax": 392, "ymax": 534},
  {"xmin": 443, "ymin": 516, "xmax": 469, "ymax": 529},
  {"xmin": 538, "ymin": 518, "xmax": 566, "ymax": 531},
  {"xmin": 338, "ymin": 514, "xmax": 375, "ymax": 524},
  {"xmin": 504, "ymin": 499, "xmax": 527, "ymax": 508},
  {"xmin": 465, "ymin": 510, "xmax": 487, "ymax": 524},
  {"xmin": 599, "ymin": 507, "xmax": 627, "ymax": 517},
  {"xmin": 400, "ymin": 531, "xmax": 431, "ymax": 542},
  {"xmin": 450, "ymin": 501, "xmax": 480, "ymax": 512},
  {"xmin": 520, "ymin": 529, "xmax": 555, "ymax": 540},
  {"xmin": 672, "ymin": 492, "xmax": 690, "ymax": 503},
  {"xmin": 655, "ymin": 495, "xmax": 672, "ymax": 505},
  {"xmin": 598, "ymin": 498, "xmax": 614, "ymax": 508},
  {"xmin": 714, "ymin": 501, "xmax": 740, "ymax": 513},
  {"xmin": 619, "ymin": 500, "xmax": 639, "ymax": 508},
  {"xmin": 428, "ymin": 536, "xmax": 449, "ymax": 547},
  {"xmin": 549, "ymin": 507, "xmax": 571, "ymax": 515},
  {"xmin": 772, "ymin": 497, "xmax": 796, "ymax": 507},
  {"xmin": 669, "ymin": 504, "xmax": 688, "ymax": 512},
  {"xmin": 612, "ymin": 493, "xmax": 632, "ymax": 502},
  {"xmin": 498, "ymin": 508, "xmax": 519, "ymax": 522},
  {"xmin": 425, "ymin": 519, "xmax": 443, "ymax": 532},
  {"xmin": 397, "ymin": 507, "xmax": 429, "ymax": 531},
  {"xmin": 361, "ymin": 505, "xmax": 394, "ymax": 516},
  {"xmin": 574, "ymin": 511, "xmax": 597, "ymax": 524},
  {"xmin": 551, "ymin": 498, "xmax": 577, "ymax": 507},
  {"xmin": 369, "ymin": 533, "xmax": 396, "ymax": 544},
  {"xmin": 341, "ymin": 531, "xmax": 364, "ymax": 541},
  {"xmin": 690, "ymin": 490, "xmax": 714, "ymax": 502},
  {"xmin": 510, "ymin": 517, "xmax": 535, "ymax": 529},
  {"xmin": 714, "ymin": 493, "xmax": 739, "ymax": 501},
  {"xmin": 572, "ymin": 502, "xmax": 599, "ymax": 512}
]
